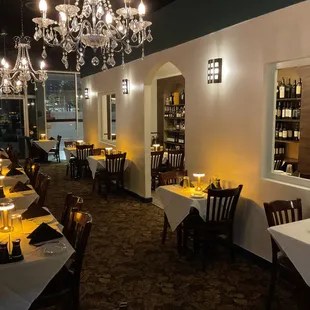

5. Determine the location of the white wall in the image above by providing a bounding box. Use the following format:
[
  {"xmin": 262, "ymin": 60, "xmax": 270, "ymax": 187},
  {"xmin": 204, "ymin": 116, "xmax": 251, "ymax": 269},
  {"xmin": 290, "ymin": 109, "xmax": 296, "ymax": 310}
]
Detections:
[{"xmin": 82, "ymin": 1, "xmax": 310, "ymax": 261}]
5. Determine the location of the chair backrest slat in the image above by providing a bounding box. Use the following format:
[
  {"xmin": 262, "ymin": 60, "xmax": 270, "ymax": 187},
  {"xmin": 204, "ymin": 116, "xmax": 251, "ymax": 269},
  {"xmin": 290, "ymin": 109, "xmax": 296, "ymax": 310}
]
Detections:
[
  {"xmin": 167, "ymin": 150, "xmax": 185, "ymax": 170},
  {"xmin": 105, "ymin": 153, "xmax": 126, "ymax": 174},
  {"xmin": 76, "ymin": 144, "xmax": 94, "ymax": 160},
  {"xmin": 151, "ymin": 151, "xmax": 164, "ymax": 172}
]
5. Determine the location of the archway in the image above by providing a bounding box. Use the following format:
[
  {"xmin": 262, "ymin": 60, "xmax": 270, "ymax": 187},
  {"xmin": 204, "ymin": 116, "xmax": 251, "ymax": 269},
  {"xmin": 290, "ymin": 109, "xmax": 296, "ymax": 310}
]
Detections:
[{"xmin": 144, "ymin": 62, "xmax": 186, "ymax": 204}]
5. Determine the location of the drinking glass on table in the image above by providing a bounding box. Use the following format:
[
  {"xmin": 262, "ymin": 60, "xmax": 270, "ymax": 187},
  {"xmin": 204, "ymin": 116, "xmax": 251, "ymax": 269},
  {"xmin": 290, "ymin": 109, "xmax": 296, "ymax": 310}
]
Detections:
[
  {"xmin": 286, "ymin": 164, "xmax": 293, "ymax": 176},
  {"xmin": 11, "ymin": 214, "xmax": 23, "ymax": 233},
  {"xmin": 183, "ymin": 176, "xmax": 190, "ymax": 188}
]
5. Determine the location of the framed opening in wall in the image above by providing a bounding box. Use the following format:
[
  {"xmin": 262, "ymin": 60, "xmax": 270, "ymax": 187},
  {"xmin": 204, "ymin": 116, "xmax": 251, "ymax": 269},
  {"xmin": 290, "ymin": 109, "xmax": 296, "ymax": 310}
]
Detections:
[
  {"xmin": 99, "ymin": 93, "xmax": 116, "ymax": 144},
  {"xmin": 267, "ymin": 57, "xmax": 310, "ymax": 187}
]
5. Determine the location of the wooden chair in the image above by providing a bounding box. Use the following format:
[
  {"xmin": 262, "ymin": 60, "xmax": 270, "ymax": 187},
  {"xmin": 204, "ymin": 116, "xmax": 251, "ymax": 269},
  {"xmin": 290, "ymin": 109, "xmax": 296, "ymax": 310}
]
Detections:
[
  {"xmin": 49, "ymin": 135, "xmax": 62, "ymax": 163},
  {"xmin": 94, "ymin": 153, "xmax": 127, "ymax": 196},
  {"xmin": 151, "ymin": 151, "xmax": 164, "ymax": 190},
  {"xmin": 159, "ymin": 170, "xmax": 188, "ymax": 247},
  {"xmin": 64, "ymin": 141, "xmax": 76, "ymax": 176},
  {"xmin": 167, "ymin": 150, "xmax": 185, "ymax": 171},
  {"xmin": 183, "ymin": 185, "xmax": 243, "ymax": 266},
  {"xmin": 24, "ymin": 158, "xmax": 40, "ymax": 187},
  {"xmin": 30, "ymin": 211, "xmax": 92, "ymax": 310},
  {"xmin": 72, "ymin": 144, "xmax": 94, "ymax": 178},
  {"xmin": 61, "ymin": 193, "xmax": 83, "ymax": 238},
  {"xmin": 264, "ymin": 199, "xmax": 304, "ymax": 310},
  {"xmin": 34, "ymin": 173, "xmax": 51, "ymax": 208}
]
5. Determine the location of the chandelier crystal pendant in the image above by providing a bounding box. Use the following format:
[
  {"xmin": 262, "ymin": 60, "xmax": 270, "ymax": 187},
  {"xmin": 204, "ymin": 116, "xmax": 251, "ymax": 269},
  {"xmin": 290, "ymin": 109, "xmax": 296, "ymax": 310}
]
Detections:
[
  {"xmin": 33, "ymin": 0, "xmax": 153, "ymax": 72},
  {"xmin": 0, "ymin": 0, "xmax": 48, "ymax": 95}
]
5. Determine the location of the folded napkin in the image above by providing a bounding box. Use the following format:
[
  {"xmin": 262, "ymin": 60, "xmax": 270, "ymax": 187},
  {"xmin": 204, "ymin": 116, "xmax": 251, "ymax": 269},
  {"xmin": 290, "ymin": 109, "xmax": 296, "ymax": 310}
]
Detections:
[
  {"xmin": 49, "ymin": 137, "xmax": 55, "ymax": 140},
  {"xmin": 7, "ymin": 164, "xmax": 22, "ymax": 170},
  {"xmin": 27, "ymin": 222, "xmax": 63, "ymax": 245},
  {"xmin": 10, "ymin": 181, "xmax": 31, "ymax": 193},
  {"xmin": 21, "ymin": 203, "xmax": 50, "ymax": 220},
  {"xmin": 6, "ymin": 168, "xmax": 23, "ymax": 176}
]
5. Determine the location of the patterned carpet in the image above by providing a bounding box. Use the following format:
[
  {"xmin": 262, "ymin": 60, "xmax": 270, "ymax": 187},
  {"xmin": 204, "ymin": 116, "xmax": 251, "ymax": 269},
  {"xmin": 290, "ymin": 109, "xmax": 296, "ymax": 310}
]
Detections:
[{"xmin": 41, "ymin": 163, "xmax": 298, "ymax": 310}]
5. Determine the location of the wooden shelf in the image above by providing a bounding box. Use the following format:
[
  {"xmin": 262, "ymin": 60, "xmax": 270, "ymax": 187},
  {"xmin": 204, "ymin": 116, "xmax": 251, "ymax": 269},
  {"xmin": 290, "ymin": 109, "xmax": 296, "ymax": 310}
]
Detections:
[
  {"xmin": 164, "ymin": 117, "xmax": 185, "ymax": 120},
  {"xmin": 285, "ymin": 157, "xmax": 299, "ymax": 163},
  {"xmin": 276, "ymin": 119, "xmax": 300, "ymax": 122},
  {"xmin": 277, "ymin": 98, "xmax": 301, "ymax": 102},
  {"xmin": 164, "ymin": 141, "xmax": 185, "ymax": 146},
  {"xmin": 165, "ymin": 104, "xmax": 185, "ymax": 107},
  {"xmin": 275, "ymin": 139, "xmax": 299, "ymax": 144}
]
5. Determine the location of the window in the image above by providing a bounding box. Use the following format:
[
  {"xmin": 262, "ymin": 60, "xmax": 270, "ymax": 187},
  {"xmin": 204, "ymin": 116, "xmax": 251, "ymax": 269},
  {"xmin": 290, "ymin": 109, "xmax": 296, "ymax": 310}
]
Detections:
[
  {"xmin": 266, "ymin": 57, "xmax": 310, "ymax": 187},
  {"xmin": 99, "ymin": 94, "xmax": 116, "ymax": 144}
]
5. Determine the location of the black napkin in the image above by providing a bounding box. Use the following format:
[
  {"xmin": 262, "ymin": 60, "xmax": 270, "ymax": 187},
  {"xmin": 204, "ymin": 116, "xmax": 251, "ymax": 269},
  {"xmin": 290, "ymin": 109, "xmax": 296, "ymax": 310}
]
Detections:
[
  {"xmin": 21, "ymin": 203, "xmax": 50, "ymax": 220},
  {"xmin": 27, "ymin": 222, "xmax": 63, "ymax": 245},
  {"xmin": 10, "ymin": 181, "xmax": 31, "ymax": 193},
  {"xmin": 6, "ymin": 168, "xmax": 23, "ymax": 176},
  {"xmin": 49, "ymin": 137, "xmax": 55, "ymax": 140},
  {"xmin": 179, "ymin": 179, "xmax": 194, "ymax": 187}
]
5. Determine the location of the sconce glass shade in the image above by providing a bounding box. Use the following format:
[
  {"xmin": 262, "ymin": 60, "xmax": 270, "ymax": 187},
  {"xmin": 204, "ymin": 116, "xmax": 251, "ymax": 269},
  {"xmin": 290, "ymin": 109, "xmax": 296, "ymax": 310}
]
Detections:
[
  {"xmin": 122, "ymin": 79, "xmax": 129, "ymax": 94},
  {"xmin": 208, "ymin": 58, "xmax": 222, "ymax": 84},
  {"xmin": 0, "ymin": 199, "xmax": 15, "ymax": 232},
  {"xmin": 84, "ymin": 88, "xmax": 89, "ymax": 99},
  {"xmin": 193, "ymin": 173, "xmax": 205, "ymax": 191}
]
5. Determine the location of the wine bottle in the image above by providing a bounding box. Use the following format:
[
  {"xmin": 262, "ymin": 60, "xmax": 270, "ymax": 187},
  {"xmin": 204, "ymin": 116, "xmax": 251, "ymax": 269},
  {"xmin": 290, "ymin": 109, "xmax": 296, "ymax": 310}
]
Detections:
[
  {"xmin": 294, "ymin": 124, "xmax": 299, "ymax": 141},
  {"xmin": 296, "ymin": 78, "xmax": 302, "ymax": 98},
  {"xmin": 282, "ymin": 125, "xmax": 287, "ymax": 139},
  {"xmin": 279, "ymin": 124, "xmax": 283, "ymax": 139},
  {"xmin": 169, "ymin": 93, "xmax": 174, "ymax": 105},
  {"xmin": 287, "ymin": 102, "xmax": 292, "ymax": 119},
  {"xmin": 180, "ymin": 89, "xmax": 185, "ymax": 105},
  {"xmin": 286, "ymin": 78, "xmax": 292, "ymax": 98},
  {"xmin": 276, "ymin": 82, "xmax": 280, "ymax": 99},
  {"xmin": 279, "ymin": 78, "xmax": 286, "ymax": 99},
  {"xmin": 287, "ymin": 125, "xmax": 293, "ymax": 140},
  {"xmin": 292, "ymin": 80, "xmax": 297, "ymax": 98},
  {"xmin": 282, "ymin": 102, "xmax": 286, "ymax": 119},
  {"xmin": 277, "ymin": 102, "xmax": 282, "ymax": 119},
  {"xmin": 275, "ymin": 124, "xmax": 279, "ymax": 139},
  {"xmin": 296, "ymin": 102, "xmax": 301, "ymax": 119}
]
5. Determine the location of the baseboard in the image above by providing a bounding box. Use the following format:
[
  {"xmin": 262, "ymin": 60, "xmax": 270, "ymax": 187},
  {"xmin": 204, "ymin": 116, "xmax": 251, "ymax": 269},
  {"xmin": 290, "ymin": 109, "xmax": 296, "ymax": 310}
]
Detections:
[
  {"xmin": 234, "ymin": 244, "xmax": 271, "ymax": 270},
  {"xmin": 125, "ymin": 189, "xmax": 153, "ymax": 203}
]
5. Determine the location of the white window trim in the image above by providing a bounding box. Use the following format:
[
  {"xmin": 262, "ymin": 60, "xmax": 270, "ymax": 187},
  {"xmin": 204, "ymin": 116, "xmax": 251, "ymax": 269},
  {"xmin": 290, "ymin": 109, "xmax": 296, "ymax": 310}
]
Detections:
[
  {"xmin": 98, "ymin": 92, "xmax": 116, "ymax": 146},
  {"xmin": 262, "ymin": 57, "xmax": 310, "ymax": 190}
]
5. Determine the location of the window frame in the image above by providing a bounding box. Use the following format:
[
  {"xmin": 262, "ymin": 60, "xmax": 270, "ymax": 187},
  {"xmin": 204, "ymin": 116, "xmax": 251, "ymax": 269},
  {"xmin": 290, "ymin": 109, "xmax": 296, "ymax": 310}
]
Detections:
[
  {"xmin": 98, "ymin": 92, "xmax": 116, "ymax": 146},
  {"xmin": 263, "ymin": 57, "xmax": 310, "ymax": 189}
]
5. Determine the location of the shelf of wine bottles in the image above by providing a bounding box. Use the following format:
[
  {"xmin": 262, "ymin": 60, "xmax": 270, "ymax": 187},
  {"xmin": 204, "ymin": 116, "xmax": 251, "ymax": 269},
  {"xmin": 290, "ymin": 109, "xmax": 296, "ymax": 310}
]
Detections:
[{"xmin": 164, "ymin": 90, "xmax": 185, "ymax": 149}]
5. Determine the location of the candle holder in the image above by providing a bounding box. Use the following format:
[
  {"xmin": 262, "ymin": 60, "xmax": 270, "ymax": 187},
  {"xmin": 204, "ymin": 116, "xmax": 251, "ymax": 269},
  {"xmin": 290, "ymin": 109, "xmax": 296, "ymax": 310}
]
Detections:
[
  {"xmin": 105, "ymin": 147, "xmax": 113, "ymax": 155},
  {"xmin": 0, "ymin": 199, "xmax": 14, "ymax": 232},
  {"xmin": 193, "ymin": 173, "xmax": 205, "ymax": 191},
  {"xmin": 153, "ymin": 144, "xmax": 160, "ymax": 152},
  {"xmin": 77, "ymin": 140, "xmax": 84, "ymax": 145},
  {"xmin": 40, "ymin": 134, "xmax": 46, "ymax": 140}
]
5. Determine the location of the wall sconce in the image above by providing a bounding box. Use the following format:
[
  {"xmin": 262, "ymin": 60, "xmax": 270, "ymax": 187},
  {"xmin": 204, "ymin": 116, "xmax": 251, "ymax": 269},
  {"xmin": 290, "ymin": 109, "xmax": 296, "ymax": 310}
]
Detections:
[
  {"xmin": 208, "ymin": 58, "xmax": 223, "ymax": 84},
  {"xmin": 84, "ymin": 88, "xmax": 89, "ymax": 99},
  {"xmin": 122, "ymin": 79, "xmax": 129, "ymax": 94}
]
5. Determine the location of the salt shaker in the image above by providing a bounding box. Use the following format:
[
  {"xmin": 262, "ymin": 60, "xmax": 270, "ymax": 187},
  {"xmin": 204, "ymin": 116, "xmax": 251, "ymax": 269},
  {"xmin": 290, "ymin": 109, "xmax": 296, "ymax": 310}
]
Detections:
[
  {"xmin": 0, "ymin": 242, "xmax": 10, "ymax": 263},
  {"xmin": 11, "ymin": 239, "xmax": 22, "ymax": 258}
]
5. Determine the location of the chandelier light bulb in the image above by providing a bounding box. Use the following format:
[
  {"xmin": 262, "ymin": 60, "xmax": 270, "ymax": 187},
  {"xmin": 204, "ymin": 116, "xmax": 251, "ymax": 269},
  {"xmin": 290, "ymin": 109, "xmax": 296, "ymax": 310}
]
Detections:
[
  {"xmin": 1, "ymin": 58, "xmax": 6, "ymax": 67},
  {"xmin": 4, "ymin": 62, "xmax": 9, "ymax": 69},
  {"xmin": 21, "ymin": 58, "xmax": 27, "ymax": 65},
  {"xmin": 105, "ymin": 12, "xmax": 113, "ymax": 24},
  {"xmin": 59, "ymin": 12, "xmax": 67, "ymax": 22},
  {"xmin": 3, "ymin": 79, "xmax": 8, "ymax": 85},
  {"xmin": 39, "ymin": 0, "xmax": 47, "ymax": 12},
  {"xmin": 138, "ymin": 1, "xmax": 146, "ymax": 16},
  {"xmin": 16, "ymin": 80, "xmax": 21, "ymax": 86},
  {"xmin": 40, "ymin": 60, "xmax": 45, "ymax": 70}
]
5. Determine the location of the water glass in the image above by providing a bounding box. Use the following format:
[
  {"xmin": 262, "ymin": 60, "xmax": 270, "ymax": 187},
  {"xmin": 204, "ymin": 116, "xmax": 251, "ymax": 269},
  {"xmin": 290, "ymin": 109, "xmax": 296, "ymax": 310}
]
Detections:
[
  {"xmin": 183, "ymin": 176, "xmax": 190, "ymax": 188},
  {"xmin": 100, "ymin": 150, "xmax": 105, "ymax": 156},
  {"xmin": 286, "ymin": 164, "xmax": 293, "ymax": 175},
  {"xmin": 11, "ymin": 214, "xmax": 23, "ymax": 233}
]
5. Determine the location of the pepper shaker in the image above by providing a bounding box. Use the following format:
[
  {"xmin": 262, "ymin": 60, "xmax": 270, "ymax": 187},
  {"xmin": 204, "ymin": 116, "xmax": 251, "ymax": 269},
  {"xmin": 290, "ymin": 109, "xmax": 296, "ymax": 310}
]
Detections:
[
  {"xmin": 11, "ymin": 239, "xmax": 22, "ymax": 258},
  {"xmin": 0, "ymin": 242, "xmax": 10, "ymax": 263}
]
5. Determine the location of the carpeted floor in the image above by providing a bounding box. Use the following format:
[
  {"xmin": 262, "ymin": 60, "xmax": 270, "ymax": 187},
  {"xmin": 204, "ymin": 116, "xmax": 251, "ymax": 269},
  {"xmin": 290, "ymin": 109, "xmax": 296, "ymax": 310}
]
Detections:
[{"xmin": 41, "ymin": 163, "xmax": 298, "ymax": 310}]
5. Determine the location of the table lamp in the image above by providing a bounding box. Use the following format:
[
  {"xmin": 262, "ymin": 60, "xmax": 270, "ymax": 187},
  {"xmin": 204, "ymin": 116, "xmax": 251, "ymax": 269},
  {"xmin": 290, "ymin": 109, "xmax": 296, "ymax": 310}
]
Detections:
[
  {"xmin": 193, "ymin": 173, "xmax": 205, "ymax": 191},
  {"xmin": 153, "ymin": 144, "xmax": 160, "ymax": 151},
  {"xmin": 0, "ymin": 159, "xmax": 2, "ymax": 175},
  {"xmin": 0, "ymin": 199, "xmax": 14, "ymax": 232},
  {"xmin": 77, "ymin": 140, "xmax": 84, "ymax": 145},
  {"xmin": 40, "ymin": 133, "xmax": 46, "ymax": 140},
  {"xmin": 105, "ymin": 147, "xmax": 113, "ymax": 155}
]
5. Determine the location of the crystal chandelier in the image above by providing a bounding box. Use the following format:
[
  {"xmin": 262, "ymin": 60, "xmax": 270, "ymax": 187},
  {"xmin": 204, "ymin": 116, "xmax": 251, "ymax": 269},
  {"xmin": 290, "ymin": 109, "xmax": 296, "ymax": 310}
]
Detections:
[
  {"xmin": 0, "ymin": 1, "xmax": 48, "ymax": 95},
  {"xmin": 33, "ymin": 0, "xmax": 153, "ymax": 72}
]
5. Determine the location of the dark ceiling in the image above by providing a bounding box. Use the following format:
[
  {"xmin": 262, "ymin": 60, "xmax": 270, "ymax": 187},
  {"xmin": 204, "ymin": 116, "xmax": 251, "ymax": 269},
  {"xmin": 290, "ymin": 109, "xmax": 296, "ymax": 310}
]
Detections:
[{"xmin": 0, "ymin": 0, "xmax": 176, "ymax": 72}]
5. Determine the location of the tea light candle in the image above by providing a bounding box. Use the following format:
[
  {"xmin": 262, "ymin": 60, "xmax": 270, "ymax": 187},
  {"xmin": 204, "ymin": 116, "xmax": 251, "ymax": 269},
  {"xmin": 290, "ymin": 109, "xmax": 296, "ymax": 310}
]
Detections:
[
  {"xmin": 105, "ymin": 147, "xmax": 113, "ymax": 155},
  {"xmin": 153, "ymin": 144, "xmax": 160, "ymax": 151},
  {"xmin": 40, "ymin": 134, "xmax": 46, "ymax": 140},
  {"xmin": 77, "ymin": 140, "xmax": 84, "ymax": 145},
  {"xmin": 193, "ymin": 173, "xmax": 205, "ymax": 191}
]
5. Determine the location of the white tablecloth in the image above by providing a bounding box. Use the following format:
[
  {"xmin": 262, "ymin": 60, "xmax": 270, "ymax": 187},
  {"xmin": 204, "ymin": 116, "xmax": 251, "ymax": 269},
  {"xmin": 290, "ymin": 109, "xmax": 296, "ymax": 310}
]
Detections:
[
  {"xmin": 2, "ymin": 168, "xmax": 29, "ymax": 187},
  {"xmin": 87, "ymin": 155, "xmax": 131, "ymax": 179},
  {"xmin": 64, "ymin": 147, "xmax": 76, "ymax": 163},
  {"xmin": 0, "ymin": 210, "xmax": 74, "ymax": 310},
  {"xmin": 3, "ymin": 186, "xmax": 39, "ymax": 210},
  {"xmin": 268, "ymin": 219, "xmax": 310, "ymax": 287},
  {"xmin": 33, "ymin": 140, "xmax": 56, "ymax": 153},
  {"xmin": 157, "ymin": 185, "xmax": 208, "ymax": 231}
]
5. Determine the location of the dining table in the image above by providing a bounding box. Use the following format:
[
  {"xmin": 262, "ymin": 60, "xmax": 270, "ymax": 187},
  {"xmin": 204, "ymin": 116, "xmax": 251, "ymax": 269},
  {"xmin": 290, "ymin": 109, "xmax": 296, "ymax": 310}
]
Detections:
[
  {"xmin": 1, "ymin": 167, "xmax": 29, "ymax": 187},
  {"xmin": 268, "ymin": 218, "xmax": 310, "ymax": 287},
  {"xmin": 32, "ymin": 140, "xmax": 56, "ymax": 154},
  {"xmin": 0, "ymin": 209, "xmax": 74, "ymax": 310},
  {"xmin": 63, "ymin": 146, "xmax": 77, "ymax": 163},
  {"xmin": 87, "ymin": 155, "xmax": 131, "ymax": 179},
  {"xmin": 157, "ymin": 185, "xmax": 209, "ymax": 231},
  {"xmin": 3, "ymin": 186, "xmax": 39, "ymax": 210}
]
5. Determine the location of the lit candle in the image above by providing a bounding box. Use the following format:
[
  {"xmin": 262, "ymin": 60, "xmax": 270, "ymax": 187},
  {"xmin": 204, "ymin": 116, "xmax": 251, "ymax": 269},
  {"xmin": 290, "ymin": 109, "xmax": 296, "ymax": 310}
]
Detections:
[
  {"xmin": 153, "ymin": 144, "xmax": 160, "ymax": 151},
  {"xmin": 0, "ymin": 200, "xmax": 14, "ymax": 232},
  {"xmin": 40, "ymin": 133, "xmax": 46, "ymax": 140},
  {"xmin": 105, "ymin": 147, "xmax": 113, "ymax": 155},
  {"xmin": 0, "ymin": 176, "xmax": 5, "ymax": 187},
  {"xmin": 193, "ymin": 173, "xmax": 205, "ymax": 191},
  {"xmin": 77, "ymin": 140, "xmax": 84, "ymax": 145}
]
